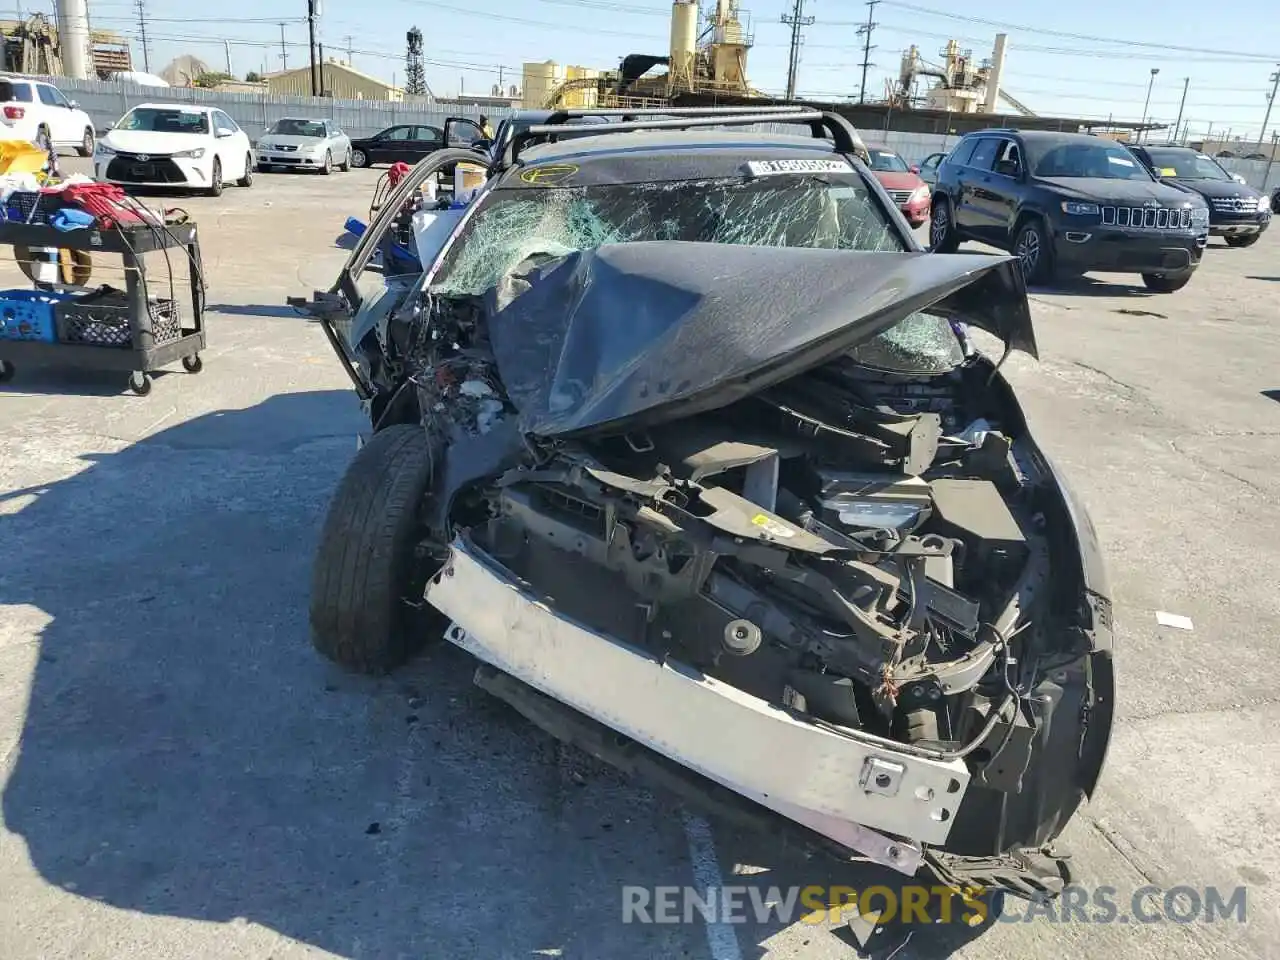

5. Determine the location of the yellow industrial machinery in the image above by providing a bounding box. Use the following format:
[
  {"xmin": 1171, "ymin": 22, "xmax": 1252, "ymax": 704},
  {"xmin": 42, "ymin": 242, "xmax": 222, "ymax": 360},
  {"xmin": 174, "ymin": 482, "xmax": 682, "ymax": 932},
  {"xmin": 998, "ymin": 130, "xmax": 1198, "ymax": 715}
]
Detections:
[{"xmin": 541, "ymin": 0, "xmax": 765, "ymax": 110}]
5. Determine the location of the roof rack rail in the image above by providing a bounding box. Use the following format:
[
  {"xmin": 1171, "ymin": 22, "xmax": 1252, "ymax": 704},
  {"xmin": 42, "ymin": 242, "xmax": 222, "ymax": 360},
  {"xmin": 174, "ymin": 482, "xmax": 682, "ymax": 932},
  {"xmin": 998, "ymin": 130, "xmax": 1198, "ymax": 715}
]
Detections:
[
  {"xmin": 539, "ymin": 105, "xmax": 812, "ymax": 123},
  {"xmin": 501, "ymin": 109, "xmax": 866, "ymax": 170}
]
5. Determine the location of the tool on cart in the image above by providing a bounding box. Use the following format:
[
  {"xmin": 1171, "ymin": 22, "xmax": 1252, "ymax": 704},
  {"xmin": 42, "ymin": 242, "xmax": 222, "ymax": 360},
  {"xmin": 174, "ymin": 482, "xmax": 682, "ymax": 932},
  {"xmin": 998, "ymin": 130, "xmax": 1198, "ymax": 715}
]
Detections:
[{"xmin": 0, "ymin": 182, "xmax": 207, "ymax": 396}]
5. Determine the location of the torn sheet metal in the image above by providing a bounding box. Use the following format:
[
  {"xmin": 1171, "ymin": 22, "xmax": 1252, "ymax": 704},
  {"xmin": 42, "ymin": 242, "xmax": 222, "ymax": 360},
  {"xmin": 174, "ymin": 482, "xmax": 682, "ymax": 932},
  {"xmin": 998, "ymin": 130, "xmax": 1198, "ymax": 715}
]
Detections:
[{"xmin": 486, "ymin": 240, "xmax": 1036, "ymax": 439}]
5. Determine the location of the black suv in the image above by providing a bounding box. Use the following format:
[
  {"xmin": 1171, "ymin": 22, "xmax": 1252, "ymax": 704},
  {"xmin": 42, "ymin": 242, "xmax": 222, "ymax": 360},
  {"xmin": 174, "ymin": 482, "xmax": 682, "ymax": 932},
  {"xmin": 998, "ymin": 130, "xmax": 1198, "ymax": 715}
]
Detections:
[
  {"xmin": 1126, "ymin": 144, "xmax": 1271, "ymax": 248},
  {"xmin": 930, "ymin": 129, "xmax": 1210, "ymax": 291}
]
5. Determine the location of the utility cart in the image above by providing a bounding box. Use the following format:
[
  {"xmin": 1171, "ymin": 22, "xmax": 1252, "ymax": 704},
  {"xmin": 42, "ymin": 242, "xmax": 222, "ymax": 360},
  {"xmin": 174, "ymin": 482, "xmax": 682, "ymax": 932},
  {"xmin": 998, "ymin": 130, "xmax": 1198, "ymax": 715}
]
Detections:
[{"xmin": 0, "ymin": 219, "xmax": 205, "ymax": 396}]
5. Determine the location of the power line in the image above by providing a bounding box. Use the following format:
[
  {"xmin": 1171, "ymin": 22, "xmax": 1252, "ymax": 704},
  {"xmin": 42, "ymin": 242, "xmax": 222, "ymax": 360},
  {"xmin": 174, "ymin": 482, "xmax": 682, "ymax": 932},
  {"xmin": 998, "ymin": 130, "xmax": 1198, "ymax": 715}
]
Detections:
[
  {"xmin": 781, "ymin": 0, "xmax": 815, "ymax": 101},
  {"xmin": 856, "ymin": 1, "xmax": 879, "ymax": 104},
  {"xmin": 868, "ymin": 1, "xmax": 1274, "ymax": 60}
]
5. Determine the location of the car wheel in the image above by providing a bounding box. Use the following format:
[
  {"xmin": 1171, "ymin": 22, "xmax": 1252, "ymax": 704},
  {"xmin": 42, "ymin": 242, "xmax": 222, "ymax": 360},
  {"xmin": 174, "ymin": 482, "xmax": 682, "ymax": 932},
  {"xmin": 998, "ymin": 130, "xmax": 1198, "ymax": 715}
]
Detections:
[
  {"xmin": 205, "ymin": 158, "xmax": 223, "ymax": 197},
  {"xmin": 237, "ymin": 153, "xmax": 254, "ymax": 187},
  {"xmin": 78, "ymin": 126, "xmax": 94, "ymax": 157},
  {"xmin": 1013, "ymin": 218, "xmax": 1054, "ymax": 285},
  {"xmin": 320, "ymin": 150, "xmax": 332, "ymax": 175},
  {"xmin": 35, "ymin": 125, "xmax": 51, "ymax": 154},
  {"xmin": 310, "ymin": 424, "xmax": 448, "ymax": 673},
  {"xmin": 350, "ymin": 148, "xmax": 368, "ymax": 168},
  {"xmin": 929, "ymin": 197, "xmax": 959, "ymax": 252},
  {"xmin": 1141, "ymin": 271, "xmax": 1192, "ymax": 293},
  {"xmin": 1223, "ymin": 233, "xmax": 1259, "ymax": 248},
  {"xmin": 338, "ymin": 148, "xmax": 351, "ymax": 172}
]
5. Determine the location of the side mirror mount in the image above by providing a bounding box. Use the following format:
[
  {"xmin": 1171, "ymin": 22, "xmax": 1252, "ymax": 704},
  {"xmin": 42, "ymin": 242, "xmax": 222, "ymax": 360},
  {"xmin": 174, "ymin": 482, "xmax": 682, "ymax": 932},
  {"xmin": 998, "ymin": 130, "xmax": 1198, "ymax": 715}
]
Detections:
[
  {"xmin": 216, "ymin": 128, "xmax": 234, "ymax": 138},
  {"xmin": 994, "ymin": 159, "xmax": 1020, "ymax": 178},
  {"xmin": 67, "ymin": 99, "xmax": 79, "ymax": 109},
  {"xmin": 909, "ymin": 164, "xmax": 920, "ymax": 174},
  {"xmin": 104, "ymin": 122, "xmax": 115, "ymax": 131}
]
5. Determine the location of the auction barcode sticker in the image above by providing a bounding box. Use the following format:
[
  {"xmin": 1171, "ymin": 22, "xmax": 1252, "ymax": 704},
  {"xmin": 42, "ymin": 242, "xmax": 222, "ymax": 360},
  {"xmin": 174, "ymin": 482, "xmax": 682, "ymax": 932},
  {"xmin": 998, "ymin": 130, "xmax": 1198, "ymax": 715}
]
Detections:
[{"xmin": 745, "ymin": 158, "xmax": 853, "ymax": 176}]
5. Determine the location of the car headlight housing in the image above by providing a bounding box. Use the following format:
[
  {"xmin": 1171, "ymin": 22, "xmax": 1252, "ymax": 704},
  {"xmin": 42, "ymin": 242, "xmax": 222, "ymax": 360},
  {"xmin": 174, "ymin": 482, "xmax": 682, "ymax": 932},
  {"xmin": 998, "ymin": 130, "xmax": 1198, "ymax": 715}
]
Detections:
[
  {"xmin": 910, "ymin": 183, "xmax": 931, "ymax": 202},
  {"xmin": 1189, "ymin": 206, "xmax": 1210, "ymax": 224},
  {"xmin": 1258, "ymin": 193, "xmax": 1271, "ymax": 213},
  {"xmin": 94, "ymin": 143, "xmax": 116, "ymax": 157},
  {"xmin": 1061, "ymin": 201, "xmax": 1100, "ymax": 216},
  {"xmin": 171, "ymin": 147, "xmax": 206, "ymax": 159}
]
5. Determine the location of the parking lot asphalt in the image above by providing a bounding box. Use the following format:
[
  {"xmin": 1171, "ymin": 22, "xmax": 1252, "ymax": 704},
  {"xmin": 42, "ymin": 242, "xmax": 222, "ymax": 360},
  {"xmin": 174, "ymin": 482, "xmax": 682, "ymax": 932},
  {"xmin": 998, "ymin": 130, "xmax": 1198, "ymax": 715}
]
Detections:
[{"xmin": 0, "ymin": 157, "xmax": 1277, "ymax": 960}]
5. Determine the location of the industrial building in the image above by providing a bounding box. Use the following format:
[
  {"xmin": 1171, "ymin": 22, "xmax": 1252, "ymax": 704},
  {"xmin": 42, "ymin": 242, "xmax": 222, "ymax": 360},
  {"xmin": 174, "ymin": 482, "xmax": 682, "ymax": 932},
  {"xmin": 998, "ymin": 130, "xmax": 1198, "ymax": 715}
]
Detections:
[
  {"xmin": 263, "ymin": 60, "xmax": 404, "ymax": 101},
  {"xmin": 534, "ymin": 0, "xmax": 758, "ymax": 109},
  {"xmin": 1, "ymin": 12, "xmax": 130, "ymax": 79}
]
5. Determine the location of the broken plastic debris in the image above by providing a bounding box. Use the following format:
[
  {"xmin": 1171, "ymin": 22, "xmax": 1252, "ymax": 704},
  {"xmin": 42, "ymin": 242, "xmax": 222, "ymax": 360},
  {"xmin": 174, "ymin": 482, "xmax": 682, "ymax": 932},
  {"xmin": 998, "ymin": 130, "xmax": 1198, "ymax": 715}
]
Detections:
[
  {"xmin": 460, "ymin": 380, "xmax": 494, "ymax": 398},
  {"xmin": 958, "ymin": 418, "xmax": 995, "ymax": 446},
  {"xmin": 1155, "ymin": 611, "xmax": 1194, "ymax": 631},
  {"xmin": 476, "ymin": 398, "xmax": 505, "ymax": 434}
]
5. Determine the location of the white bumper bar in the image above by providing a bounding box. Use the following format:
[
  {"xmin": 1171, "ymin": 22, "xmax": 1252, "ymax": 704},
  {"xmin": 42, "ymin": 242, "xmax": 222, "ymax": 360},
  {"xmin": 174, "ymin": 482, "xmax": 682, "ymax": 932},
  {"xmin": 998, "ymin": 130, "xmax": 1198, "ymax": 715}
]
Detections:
[{"xmin": 426, "ymin": 537, "xmax": 972, "ymax": 865}]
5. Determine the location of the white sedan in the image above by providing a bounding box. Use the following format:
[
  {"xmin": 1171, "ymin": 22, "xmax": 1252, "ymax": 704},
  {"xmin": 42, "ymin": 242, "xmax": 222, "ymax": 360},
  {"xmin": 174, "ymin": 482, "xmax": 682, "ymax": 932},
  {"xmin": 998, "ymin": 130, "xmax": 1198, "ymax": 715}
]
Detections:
[
  {"xmin": 255, "ymin": 117, "xmax": 351, "ymax": 174},
  {"xmin": 93, "ymin": 103, "xmax": 255, "ymax": 197}
]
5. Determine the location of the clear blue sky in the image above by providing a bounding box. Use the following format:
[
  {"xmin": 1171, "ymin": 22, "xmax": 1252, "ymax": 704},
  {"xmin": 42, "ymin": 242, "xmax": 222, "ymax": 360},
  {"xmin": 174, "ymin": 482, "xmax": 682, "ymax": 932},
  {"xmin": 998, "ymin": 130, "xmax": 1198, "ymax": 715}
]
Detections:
[{"xmin": 38, "ymin": 0, "xmax": 1280, "ymax": 141}]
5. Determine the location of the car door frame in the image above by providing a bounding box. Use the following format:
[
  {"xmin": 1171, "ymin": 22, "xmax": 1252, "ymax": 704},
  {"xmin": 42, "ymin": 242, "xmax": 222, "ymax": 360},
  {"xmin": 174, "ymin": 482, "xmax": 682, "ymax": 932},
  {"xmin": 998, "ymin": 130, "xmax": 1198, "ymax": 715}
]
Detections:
[
  {"xmin": 979, "ymin": 136, "xmax": 1026, "ymax": 245},
  {"xmin": 34, "ymin": 82, "xmax": 75, "ymax": 144},
  {"xmin": 953, "ymin": 136, "xmax": 1003, "ymax": 238},
  {"xmin": 407, "ymin": 124, "xmax": 444, "ymax": 162},
  {"xmin": 211, "ymin": 109, "xmax": 247, "ymax": 180},
  {"xmin": 917, "ymin": 151, "xmax": 945, "ymax": 184},
  {"xmin": 368, "ymin": 125, "xmax": 412, "ymax": 165}
]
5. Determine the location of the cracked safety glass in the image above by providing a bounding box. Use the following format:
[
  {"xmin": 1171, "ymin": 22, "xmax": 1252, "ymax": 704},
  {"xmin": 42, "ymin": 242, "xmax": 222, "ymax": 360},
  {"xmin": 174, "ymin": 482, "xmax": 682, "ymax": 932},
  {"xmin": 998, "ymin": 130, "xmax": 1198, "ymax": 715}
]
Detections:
[{"xmin": 431, "ymin": 174, "xmax": 963, "ymax": 374}]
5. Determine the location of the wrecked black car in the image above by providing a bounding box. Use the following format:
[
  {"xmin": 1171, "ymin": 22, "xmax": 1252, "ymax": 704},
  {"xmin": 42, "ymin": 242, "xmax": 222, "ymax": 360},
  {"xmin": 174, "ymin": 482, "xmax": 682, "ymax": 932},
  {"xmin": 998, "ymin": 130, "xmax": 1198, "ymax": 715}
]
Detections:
[{"xmin": 295, "ymin": 108, "xmax": 1115, "ymax": 906}]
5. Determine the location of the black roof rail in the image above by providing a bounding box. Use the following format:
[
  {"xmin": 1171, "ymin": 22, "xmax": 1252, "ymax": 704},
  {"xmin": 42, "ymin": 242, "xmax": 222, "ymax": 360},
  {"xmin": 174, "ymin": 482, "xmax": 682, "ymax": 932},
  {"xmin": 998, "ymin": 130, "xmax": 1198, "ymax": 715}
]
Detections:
[
  {"xmin": 539, "ymin": 105, "xmax": 812, "ymax": 124},
  {"xmin": 501, "ymin": 109, "xmax": 866, "ymax": 170}
]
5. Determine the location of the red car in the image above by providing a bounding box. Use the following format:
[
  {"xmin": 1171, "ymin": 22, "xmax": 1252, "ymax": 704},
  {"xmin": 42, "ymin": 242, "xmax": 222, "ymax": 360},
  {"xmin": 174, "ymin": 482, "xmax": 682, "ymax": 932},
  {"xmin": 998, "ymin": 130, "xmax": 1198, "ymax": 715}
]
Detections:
[{"xmin": 865, "ymin": 144, "xmax": 931, "ymax": 228}]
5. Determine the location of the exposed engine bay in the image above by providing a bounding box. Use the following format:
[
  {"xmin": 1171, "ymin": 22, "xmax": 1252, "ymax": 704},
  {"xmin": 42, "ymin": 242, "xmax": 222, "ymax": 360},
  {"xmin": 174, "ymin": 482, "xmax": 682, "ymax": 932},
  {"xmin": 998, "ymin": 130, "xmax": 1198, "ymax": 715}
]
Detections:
[{"xmin": 342, "ymin": 240, "xmax": 1113, "ymax": 897}]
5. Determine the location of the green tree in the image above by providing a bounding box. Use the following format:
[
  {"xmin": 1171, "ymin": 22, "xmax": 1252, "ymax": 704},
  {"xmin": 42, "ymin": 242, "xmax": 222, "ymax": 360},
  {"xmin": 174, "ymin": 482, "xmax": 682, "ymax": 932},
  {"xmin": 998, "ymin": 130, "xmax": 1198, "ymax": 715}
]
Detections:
[
  {"xmin": 193, "ymin": 71, "xmax": 233, "ymax": 89},
  {"xmin": 245, "ymin": 71, "xmax": 262, "ymax": 82}
]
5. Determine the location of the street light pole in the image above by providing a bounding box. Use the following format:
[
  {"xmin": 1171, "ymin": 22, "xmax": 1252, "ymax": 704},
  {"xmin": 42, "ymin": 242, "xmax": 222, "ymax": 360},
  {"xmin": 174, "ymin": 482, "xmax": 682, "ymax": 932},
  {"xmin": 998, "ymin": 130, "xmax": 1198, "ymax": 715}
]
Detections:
[
  {"xmin": 1172, "ymin": 76, "xmax": 1189, "ymax": 145},
  {"xmin": 1139, "ymin": 68, "xmax": 1160, "ymax": 143}
]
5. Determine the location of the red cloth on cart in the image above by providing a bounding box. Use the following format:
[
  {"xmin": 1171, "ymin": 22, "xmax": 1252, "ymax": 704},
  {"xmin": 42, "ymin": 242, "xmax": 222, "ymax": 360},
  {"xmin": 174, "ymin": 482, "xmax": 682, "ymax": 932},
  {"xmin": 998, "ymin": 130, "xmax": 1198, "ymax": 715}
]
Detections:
[
  {"xmin": 57, "ymin": 182, "xmax": 146, "ymax": 229},
  {"xmin": 387, "ymin": 162, "xmax": 412, "ymax": 187}
]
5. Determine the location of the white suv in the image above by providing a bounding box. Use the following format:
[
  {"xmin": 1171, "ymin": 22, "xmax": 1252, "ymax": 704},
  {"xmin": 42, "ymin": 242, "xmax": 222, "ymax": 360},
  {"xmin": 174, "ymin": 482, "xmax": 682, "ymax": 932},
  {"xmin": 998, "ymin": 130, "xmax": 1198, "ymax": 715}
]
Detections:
[{"xmin": 0, "ymin": 75, "xmax": 96, "ymax": 156}]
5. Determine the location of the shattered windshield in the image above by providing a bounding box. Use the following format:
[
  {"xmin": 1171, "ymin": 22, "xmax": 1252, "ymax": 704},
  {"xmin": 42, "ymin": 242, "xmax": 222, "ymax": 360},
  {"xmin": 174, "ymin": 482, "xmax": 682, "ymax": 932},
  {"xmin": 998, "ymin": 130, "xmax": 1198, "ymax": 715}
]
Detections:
[{"xmin": 429, "ymin": 174, "xmax": 964, "ymax": 373}]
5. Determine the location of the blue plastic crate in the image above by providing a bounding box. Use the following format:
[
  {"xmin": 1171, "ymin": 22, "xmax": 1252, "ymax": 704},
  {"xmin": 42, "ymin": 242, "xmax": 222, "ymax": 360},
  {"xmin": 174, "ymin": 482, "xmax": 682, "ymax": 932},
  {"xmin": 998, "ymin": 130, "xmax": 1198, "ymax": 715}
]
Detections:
[{"xmin": 0, "ymin": 289, "xmax": 75, "ymax": 343}]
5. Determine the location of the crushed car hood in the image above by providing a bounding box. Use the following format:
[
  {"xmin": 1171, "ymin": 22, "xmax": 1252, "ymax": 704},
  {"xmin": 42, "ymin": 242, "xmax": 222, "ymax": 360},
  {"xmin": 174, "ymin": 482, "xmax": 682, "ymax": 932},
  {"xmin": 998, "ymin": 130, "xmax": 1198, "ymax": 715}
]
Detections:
[{"xmin": 485, "ymin": 241, "xmax": 1036, "ymax": 438}]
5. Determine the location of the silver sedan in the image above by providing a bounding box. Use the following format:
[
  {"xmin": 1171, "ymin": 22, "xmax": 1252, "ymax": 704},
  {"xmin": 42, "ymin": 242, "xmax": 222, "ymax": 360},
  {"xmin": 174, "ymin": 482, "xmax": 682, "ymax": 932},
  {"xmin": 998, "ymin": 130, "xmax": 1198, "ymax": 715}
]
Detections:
[{"xmin": 255, "ymin": 117, "xmax": 352, "ymax": 174}]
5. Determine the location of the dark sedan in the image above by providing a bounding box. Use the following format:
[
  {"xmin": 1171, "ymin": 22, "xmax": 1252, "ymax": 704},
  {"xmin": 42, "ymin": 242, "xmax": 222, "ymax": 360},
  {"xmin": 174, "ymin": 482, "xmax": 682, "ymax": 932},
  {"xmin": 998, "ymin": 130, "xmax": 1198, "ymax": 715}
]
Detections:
[{"xmin": 348, "ymin": 117, "xmax": 485, "ymax": 168}]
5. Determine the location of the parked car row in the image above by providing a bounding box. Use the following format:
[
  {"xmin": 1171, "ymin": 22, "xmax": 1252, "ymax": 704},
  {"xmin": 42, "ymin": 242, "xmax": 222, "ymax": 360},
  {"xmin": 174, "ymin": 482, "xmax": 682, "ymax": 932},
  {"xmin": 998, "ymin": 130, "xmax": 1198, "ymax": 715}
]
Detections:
[{"xmin": 924, "ymin": 128, "xmax": 1270, "ymax": 292}]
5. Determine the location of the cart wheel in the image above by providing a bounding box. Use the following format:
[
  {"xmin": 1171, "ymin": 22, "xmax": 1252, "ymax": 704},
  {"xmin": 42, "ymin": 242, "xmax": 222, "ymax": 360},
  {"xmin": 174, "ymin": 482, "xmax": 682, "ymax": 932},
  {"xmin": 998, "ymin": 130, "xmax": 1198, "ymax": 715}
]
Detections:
[
  {"xmin": 182, "ymin": 354, "xmax": 203, "ymax": 373},
  {"xmin": 0, "ymin": 360, "xmax": 14, "ymax": 383},
  {"xmin": 128, "ymin": 371, "xmax": 153, "ymax": 396}
]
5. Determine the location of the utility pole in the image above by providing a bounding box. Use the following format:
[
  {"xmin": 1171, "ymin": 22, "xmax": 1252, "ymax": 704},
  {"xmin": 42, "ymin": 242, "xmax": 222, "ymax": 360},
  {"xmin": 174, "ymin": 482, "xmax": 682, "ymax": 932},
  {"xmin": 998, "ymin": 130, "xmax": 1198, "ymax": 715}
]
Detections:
[
  {"xmin": 135, "ymin": 0, "xmax": 150, "ymax": 73},
  {"xmin": 780, "ymin": 0, "xmax": 814, "ymax": 101},
  {"xmin": 307, "ymin": 0, "xmax": 319, "ymax": 97},
  {"xmin": 224, "ymin": 40, "xmax": 232, "ymax": 76},
  {"xmin": 1259, "ymin": 65, "xmax": 1280, "ymax": 150},
  {"xmin": 1172, "ymin": 77, "xmax": 1189, "ymax": 145},
  {"xmin": 856, "ymin": 0, "xmax": 879, "ymax": 105},
  {"xmin": 276, "ymin": 24, "xmax": 288, "ymax": 70},
  {"xmin": 318, "ymin": 42, "xmax": 325, "ymax": 96},
  {"xmin": 344, "ymin": 35, "xmax": 353, "ymax": 65}
]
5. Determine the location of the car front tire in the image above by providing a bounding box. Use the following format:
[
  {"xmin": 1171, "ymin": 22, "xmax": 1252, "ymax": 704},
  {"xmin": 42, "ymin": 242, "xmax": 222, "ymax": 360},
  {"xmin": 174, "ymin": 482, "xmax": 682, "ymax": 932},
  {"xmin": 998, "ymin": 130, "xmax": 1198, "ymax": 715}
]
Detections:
[
  {"xmin": 338, "ymin": 147, "xmax": 351, "ymax": 172},
  {"xmin": 309, "ymin": 424, "xmax": 448, "ymax": 674},
  {"xmin": 1223, "ymin": 234, "xmax": 1259, "ymax": 248},
  {"xmin": 1013, "ymin": 218, "xmax": 1054, "ymax": 285},
  {"xmin": 205, "ymin": 158, "xmax": 223, "ymax": 197},
  {"xmin": 78, "ymin": 127, "xmax": 94, "ymax": 157},
  {"xmin": 1141, "ymin": 271, "xmax": 1193, "ymax": 292},
  {"xmin": 237, "ymin": 153, "xmax": 254, "ymax": 187},
  {"xmin": 350, "ymin": 148, "xmax": 368, "ymax": 168}
]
